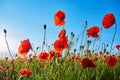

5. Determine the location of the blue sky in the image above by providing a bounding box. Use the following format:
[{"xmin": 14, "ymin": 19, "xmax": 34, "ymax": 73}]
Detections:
[{"xmin": 0, "ymin": 0, "xmax": 120, "ymax": 57}]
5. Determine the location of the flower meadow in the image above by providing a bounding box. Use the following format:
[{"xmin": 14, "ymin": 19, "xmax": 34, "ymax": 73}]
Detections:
[{"xmin": 0, "ymin": 10, "xmax": 120, "ymax": 80}]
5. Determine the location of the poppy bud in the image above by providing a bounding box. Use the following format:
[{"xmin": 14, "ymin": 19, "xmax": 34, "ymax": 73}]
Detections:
[
  {"xmin": 4, "ymin": 29, "xmax": 7, "ymax": 34},
  {"xmin": 44, "ymin": 24, "xmax": 47, "ymax": 29}
]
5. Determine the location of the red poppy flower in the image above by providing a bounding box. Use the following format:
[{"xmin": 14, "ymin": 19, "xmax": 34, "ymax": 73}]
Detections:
[
  {"xmin": 94, "ymin": 53, "xmax": 98, "ymax": 56},
  {"xmin": 106, "ymin": 51, "xmax": 109, "ymax": 54},
  {"xmin": 49, "ymin": 50, "xmax": 55, "ymax": 59},
  {"xmin": 39, "ymin": 52, "xmax": 49, "ymax": 60},
  {"xmin": 58, "ymin": 29, "xmax": 66, "ymax": 39},
  {"xmin": 116, "ymin": 44, "xmax": 120, "ymax": 50},
  {"xmin": 87, "ymin": 26, "xmax": 100, "ymax": 38},
  {"xmin": 80, "ymin": 58, "xmax": 96, "ymax": 68},
  {"xmin": 87, "ymin": 50, "xmax": 91, "ymax": 55},
  {"xmin": 54, "ymin": 37, "xmax": 68, "ymax": 51},
  {"xmin": 92, "ymin": 57, "xmax": 98, "ymax": 61},
  {"xmin": 54, "ymin": 10, "xmax": 65, "ymax": 26},
  {"xmin": 99, "ymin": 51, "xmax": 104, "ymax": 55},
  {"xmin": 40, "ymin": 60, "xmax": 45, "ymax": 68},
  {"xmin": 105, "ymin": 55, "xmax": 118, "ymax": 67},
  {"xmin": 102, "ymin": 13, "xmax": 116, "ymax": 29},
  {"xmin": 20, "ymin": 68, "xmax": 32, "ymax": 77},
  {"xmin": 55, "ymin": 51, "xmax": 62, "ymax": 57},
  {"xmin": 84, "ymin": 50, "xmax": 91, "ymax": 56},
  {"xmin": 74, "ymin": 55, "xmax": 80, "ymax": 62},
  {"xmin": 27, "ymin": 69, "xmax": 32, "ymax": 77},
  {"xmin": 49, "ymin": 50, "xmax": 61, "ymax": 59},
  {"xmin": 18, "ymin": 39, "xmax": 31, "ymax": 56}
]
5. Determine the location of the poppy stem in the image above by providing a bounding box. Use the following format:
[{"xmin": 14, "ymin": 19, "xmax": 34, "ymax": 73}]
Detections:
[
  {"xmin": 31, "ymin": 43, "xmax": 37, "ymax": 55},
  {"xmin": 97, "ymin": 27, "xmax": 102, "ymax": 53},
  {"xmin": 4, "ymin": 29, "xmax": 13, "ymax": 59},
  {"xmin": 80, "ymin": 21, "xmax": 87, "ymax": 47},
  {"xmin": 63, "ymin": 25, "xmax": 65, "ymax": 29},
  {"xmin": 42, "ymin": 24, "xmax": 47, "ymax": 52},
  {"xmin": 92, "ymin": 39, "xmax": 96, "ymax": 53},
  {"xmin": 110, "ymin": 22, "xmax": 117, "ymax": 54},
  {"xmin": 80, "ymin": 21, "xmax": 87, "ymax": 55},
  {"xmin": 18, "ymin": 75, "xmax": 25, "ymax": 80},
  {"xmin": 114, "ymin": 67, "xmax": 116, "ymax": 80},
  {"xmin": 101, "ymin": 42, "xmax": 105, "ymax": 51}
]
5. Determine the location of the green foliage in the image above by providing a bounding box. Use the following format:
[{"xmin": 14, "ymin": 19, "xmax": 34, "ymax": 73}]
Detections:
[{"xmin": 0, "ymin": 55, "xmax": 120, "ymax": 80}]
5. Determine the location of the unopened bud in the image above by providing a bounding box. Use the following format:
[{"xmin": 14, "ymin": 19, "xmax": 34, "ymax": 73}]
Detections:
[
  {"xmin": 4, "ymin": 29, "xmax": 7, "ymax": 34},
  {"xmin": 44, "ymin": 24, "xmax": 47, "ymax": 29}
]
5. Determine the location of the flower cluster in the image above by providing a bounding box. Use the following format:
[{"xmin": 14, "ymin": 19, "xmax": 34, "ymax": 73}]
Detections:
[
  {"xmin": 80, "ymin": 58, "xmax": 96, "ymax": 68},
  {"xmin": 20, "ymin": 68, "xmax": 32, "ymax": 77},
  {"xmin": 13, "ymin": 10, "xmax": 120, "ymax": 80}
]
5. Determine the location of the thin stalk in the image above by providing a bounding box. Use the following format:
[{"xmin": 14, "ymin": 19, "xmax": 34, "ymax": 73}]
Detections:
[
  {"xmin": 63, "ymin": 25, "xmax": 65, "ymax": 29},
  {"xmin": 83, "ymin": 36, "xmax": 88, "ymax": 48},
  {"xmin": 97, "ymin": 27, "xmax": 102, "ymax": 53},
  {"xmin": 41, "ymin": 25, "xmax": 47, "ymax": 52},
  {"xmin": 4, "ymin": 29, "xmax": 13, "ymax": 59},
  {"xmin": 79, "ymin": 21, "xmax": 87, "ymax": 54},
  {"xmin": 80, "ymin": 21, "xmax": 87, "ymax": 46},
  {"xmin": 31, "ymin": 43, "xmax": 37, "ymax": 55},
  {"xmin": 4, "ymin": 29, "xmax": 15, "ymax": 79},
  {"xmin": 92, "ymin": 39, "xmax": 96, "ymax": 54},
  {"xmin": 110, "ymin": 22, "xmax": 117, "ymax": 53},
  {"xmin": 18, "ymin": 75, "xmax": 25, "ymax": 80},
  {"xmin": 114, "ymin": 68, "xmax": 116, "ymax": 80},
  {"xmin": 101, "ymin": 42, "xmax": 105, "ymax": 50}
]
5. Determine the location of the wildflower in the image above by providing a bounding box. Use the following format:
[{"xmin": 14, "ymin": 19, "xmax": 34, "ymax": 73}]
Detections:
[
  {"xmin": 49, "ymin": 50, "xmax": 61, "ymax": 59},
  {"xmin": 20, "ymin": 68, "xmax": 32, "ymax": 77},
  {"xmin": 106, "ymin": 51, "xmax": 109, "ymax": 55},
  {"xmin": 67, "ymin": 56, "xmax": 72, "ymax": 62},
  {"xmin": 80, "ymin": 58, "xmax": 96, "ymax": 68},
  {"xmin": 99, "ymin": 51, "xmax": 104, "ymax": 55},
  {"xmin": 21, "ymin": 57, "xmax": 28, "ymax": 63},
  {"xmin": 40, "ymin": 60, "xmax": 45, "ymax": 68},
  {"xmin": 87, "ymin": 26, "xmax": 100, "ymax": 38},
  {"xmin": 0, "ymin": 66, "xmax": 3, "ymax": 69},
  {"xmin": 54, "ymin": 37, "xmax": 68, "ymax": 51},
  {"xmin": 94, "ymin": 53, "xmax": 98, "ymax": 56},
  {"xmin": 102, "ymin": 13, "xmax": 116, "ymax": 28},
  {"xmin": 39, "ymin": 52, "xmax": 49, "ymax": 60},
  {"xmin": 18, "ymin": 39, "xmax": 31, "ymax": 56},
  {"xmin": 105, "ymin": 55, "xmax": 118, "ymax": 67},
  {"xmin": 9, "ymin": 65, "xmax": 15, "ymax": 71},
  {"xmin": 49, "ymin": 50, "xmax": 55, "ymax": 59},
  {"xmin": 92, "ymin": 57, "xmax": 98, "ymax": 61},
  {"xmin": 116, "ymin": 44, "xmax": 120, "ymax": 50},
  {"xmin": 54, "ymin": 10, "xmax": 65, "ymax": 26},
  {"xmin": 32, "ymin": 55, "xmax": 38, "ymax": 59},
  {"xmin": 29, "ymin": 53, "xmax": 32, "ymax": 58},
  {"xmin": 58, "ymin": 29, "xmax": 66, "ymax": 39},
  {"xmin": 86, "ymin": 50, "xmax": 91, "ymax": 55},
  {"xmin": 2, "ymin": 77, "xmax": 7, "ymax": 80},
  {"xmin": 74, "ymin": 55, "xmax": 80, "ymax": 62},
  {"xmin": 55, "ymin": 51, "xmax": 61, "ymax": 57}
]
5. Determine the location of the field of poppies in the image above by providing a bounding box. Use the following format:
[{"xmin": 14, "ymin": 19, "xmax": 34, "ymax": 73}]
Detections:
[{"xmin": 0, "ymin": 10, "xmax": 120, "ymax": 80}]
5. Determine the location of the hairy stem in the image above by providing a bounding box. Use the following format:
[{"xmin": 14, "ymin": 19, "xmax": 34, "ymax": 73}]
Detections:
[
  {"xmin": 110, "ymin": 22, "xmax": 117, "ymax": 53},
  {"xmin": 41, "ymin": 24, "xmax": 46, "ymax": 52},
  {"xmin": 4, "ymin": 29, "xmax": 13, "ymax": 59}
]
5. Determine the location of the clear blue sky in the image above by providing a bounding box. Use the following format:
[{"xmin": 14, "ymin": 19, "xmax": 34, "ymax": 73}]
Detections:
[{"xmin": 0, "ymin": 0, "xmax": 120, "ymax": 57}]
